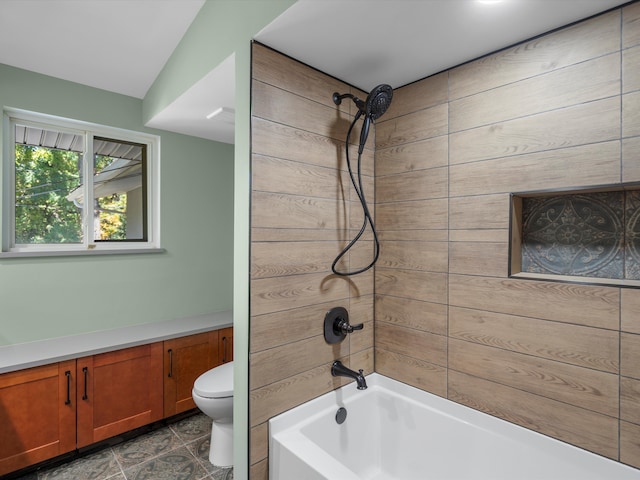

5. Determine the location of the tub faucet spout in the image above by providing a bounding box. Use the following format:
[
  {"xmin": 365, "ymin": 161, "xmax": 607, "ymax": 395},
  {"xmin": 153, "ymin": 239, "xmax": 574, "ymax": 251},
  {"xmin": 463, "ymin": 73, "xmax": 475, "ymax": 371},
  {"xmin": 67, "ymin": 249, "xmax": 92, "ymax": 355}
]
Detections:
[{"xmin": 331, "ymin": 361, "xmax": 367, "ymax": 390}]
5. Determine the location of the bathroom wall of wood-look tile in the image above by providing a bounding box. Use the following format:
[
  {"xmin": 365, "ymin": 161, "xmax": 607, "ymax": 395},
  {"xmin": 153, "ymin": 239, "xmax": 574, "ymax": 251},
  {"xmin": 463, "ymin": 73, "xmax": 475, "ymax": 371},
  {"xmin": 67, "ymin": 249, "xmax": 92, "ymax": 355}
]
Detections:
[
  {"xmin": 250, "ymin": 3, "xmax": 640, "ymax": 477},
  {"xmin": 248, "ymin": 43, "xmax": 375, "ymax": 477},
  {"xmin": 375, "ymin": 3, "xmax": 640, "ymax": 469}
]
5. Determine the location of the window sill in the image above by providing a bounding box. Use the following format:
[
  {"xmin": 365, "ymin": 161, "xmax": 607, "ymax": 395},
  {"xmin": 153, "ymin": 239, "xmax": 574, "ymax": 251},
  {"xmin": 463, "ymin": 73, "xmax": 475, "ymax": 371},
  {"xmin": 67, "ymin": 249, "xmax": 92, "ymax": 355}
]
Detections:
[{"xmin": 0, "ymin": 248, "xmax": 166, "ymax": 259}]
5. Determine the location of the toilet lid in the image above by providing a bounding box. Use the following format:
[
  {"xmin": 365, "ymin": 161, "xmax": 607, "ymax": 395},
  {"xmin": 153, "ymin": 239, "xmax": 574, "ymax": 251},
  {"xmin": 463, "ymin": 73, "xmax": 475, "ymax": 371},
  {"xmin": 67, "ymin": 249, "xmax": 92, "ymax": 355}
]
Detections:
[{"xmin": 193, "ymin": 361, "xmax": 234, "ymax": 398}]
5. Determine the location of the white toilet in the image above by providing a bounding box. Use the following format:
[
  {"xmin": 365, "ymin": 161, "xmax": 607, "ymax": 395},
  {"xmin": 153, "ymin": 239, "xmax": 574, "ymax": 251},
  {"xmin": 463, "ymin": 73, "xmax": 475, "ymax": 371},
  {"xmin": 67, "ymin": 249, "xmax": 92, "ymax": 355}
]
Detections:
[{"xmin": 192, "ymin": 361, "xmax": 234, "ymax": 467}]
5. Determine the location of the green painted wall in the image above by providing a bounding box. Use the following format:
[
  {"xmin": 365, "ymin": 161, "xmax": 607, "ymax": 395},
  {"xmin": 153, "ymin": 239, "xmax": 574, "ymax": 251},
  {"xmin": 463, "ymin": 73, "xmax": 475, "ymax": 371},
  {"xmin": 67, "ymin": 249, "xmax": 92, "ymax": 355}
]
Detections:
[
  {"xmin": 143, "ymin": 2, "xmax": 296, "ymax": 477},
  {"xmin": 144, "ymin": 0, "xmax": 296, "ymax": 123},
  {"xmin": 0, "ymin": 0, "xmax": 297, "ymax": 476},
  {"xmin": 0, "ymin": 63, "xmax": 234, "ymax": 346}
]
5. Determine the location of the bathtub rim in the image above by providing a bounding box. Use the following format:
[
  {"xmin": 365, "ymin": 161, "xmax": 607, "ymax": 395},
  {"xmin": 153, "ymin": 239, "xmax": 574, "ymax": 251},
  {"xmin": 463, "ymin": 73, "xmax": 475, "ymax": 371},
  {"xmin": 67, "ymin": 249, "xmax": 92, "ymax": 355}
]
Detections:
[{"xmin": 269, "ymin": 372, "xmax": 640, "ymax": 479}]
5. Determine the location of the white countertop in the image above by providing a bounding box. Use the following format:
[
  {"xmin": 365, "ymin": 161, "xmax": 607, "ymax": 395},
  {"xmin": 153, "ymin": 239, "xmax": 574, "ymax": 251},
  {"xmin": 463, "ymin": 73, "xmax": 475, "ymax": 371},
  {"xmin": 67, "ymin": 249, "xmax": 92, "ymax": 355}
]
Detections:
[{"xmin": 0, "ymin": 310, "xmax": 232, "ymax": 374}]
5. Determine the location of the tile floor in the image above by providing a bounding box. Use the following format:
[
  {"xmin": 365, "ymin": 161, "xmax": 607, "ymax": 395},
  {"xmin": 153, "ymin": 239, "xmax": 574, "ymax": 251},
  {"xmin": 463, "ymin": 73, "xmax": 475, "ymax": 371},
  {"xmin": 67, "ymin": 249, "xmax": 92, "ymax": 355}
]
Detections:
[{"xmin": 11, "ymin": 413, "xmax": 233, "ymax": 480}]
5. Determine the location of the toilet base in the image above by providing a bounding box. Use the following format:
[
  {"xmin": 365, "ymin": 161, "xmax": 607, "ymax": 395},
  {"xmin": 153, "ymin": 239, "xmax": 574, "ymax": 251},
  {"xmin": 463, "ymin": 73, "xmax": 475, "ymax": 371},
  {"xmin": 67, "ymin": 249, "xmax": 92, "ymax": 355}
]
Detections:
[{"xmin": 210, "ymin": 421, "xmax": 233, "ymax": 467}]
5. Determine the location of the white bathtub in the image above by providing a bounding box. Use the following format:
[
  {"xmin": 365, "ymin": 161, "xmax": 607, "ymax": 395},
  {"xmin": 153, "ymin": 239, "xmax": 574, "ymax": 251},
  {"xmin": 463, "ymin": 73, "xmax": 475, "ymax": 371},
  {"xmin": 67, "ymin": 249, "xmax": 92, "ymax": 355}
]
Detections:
[{"xmin": 269, "ymin": 373, "xmax": 640, "ymax": 480}]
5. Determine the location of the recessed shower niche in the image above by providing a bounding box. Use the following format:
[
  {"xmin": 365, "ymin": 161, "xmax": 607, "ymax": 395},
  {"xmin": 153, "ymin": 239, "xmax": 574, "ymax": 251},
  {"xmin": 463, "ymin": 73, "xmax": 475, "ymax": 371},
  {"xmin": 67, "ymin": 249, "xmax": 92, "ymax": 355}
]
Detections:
[{"xmin": 510, "ymin": 187, "xmax": 640, "ymax": 287}]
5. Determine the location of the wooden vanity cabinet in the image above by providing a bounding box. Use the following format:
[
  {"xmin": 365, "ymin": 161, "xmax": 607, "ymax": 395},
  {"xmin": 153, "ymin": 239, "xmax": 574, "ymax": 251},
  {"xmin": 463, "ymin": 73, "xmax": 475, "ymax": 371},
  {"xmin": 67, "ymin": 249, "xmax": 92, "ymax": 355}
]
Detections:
[
  {"xmin": 0, "ymin": 327, "xmax": 229, "ymax": 475},
  {"xmin": 0, "ymin": 360, "xmax": 76, "ymax": 476},
  {"xmin": 76, "ymin": 342, "xmax": 163, "ymax": 448},
  {"xmin": 163, "ymin": 330, "xmax": 219, "ymax": 417}
]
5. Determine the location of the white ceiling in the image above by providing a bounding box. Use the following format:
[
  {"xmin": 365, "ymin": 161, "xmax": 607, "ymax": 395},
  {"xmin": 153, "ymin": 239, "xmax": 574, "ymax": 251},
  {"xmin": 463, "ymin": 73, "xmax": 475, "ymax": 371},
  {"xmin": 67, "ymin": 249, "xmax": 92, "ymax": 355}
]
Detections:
[
  {"xmin": 0, "ymin": 0, "xmax": 205, "ymax": 99},
  {"xmin": 257, "ymin": 0, "xmax": 630, "ymax": 93},
  {"xmin": 0, "ymin": 0, "xmax": 631, "ymax": 145}
]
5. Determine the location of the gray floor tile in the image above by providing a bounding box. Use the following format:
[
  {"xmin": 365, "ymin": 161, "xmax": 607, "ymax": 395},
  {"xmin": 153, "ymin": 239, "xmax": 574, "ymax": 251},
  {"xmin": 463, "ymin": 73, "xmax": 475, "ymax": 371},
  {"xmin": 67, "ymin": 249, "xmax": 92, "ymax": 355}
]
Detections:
[
  {"xmin": 38, "ymin": 450, "xmax": 121, "ymax": 480},
  {"xmin": 171, "ymin": 413, "xmax": 212, "ymax": 443},
  {"xmin": 112, "ymin": 428, "xmax": 183, "ymax": 470},
  {"xmin": 8, "ymin": 415, "xmax": 232, "ymax": 480},
  {"xmin": 122, "ymin": 446, "xmax": 207, "ymax": 480}
]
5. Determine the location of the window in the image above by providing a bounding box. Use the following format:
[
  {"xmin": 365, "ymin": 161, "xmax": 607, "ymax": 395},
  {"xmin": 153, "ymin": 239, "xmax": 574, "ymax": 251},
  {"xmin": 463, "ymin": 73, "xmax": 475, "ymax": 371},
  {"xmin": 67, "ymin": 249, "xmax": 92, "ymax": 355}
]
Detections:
[{"xmin": 2, "ymin": 109, "xmax": 160, "ymax": 255}]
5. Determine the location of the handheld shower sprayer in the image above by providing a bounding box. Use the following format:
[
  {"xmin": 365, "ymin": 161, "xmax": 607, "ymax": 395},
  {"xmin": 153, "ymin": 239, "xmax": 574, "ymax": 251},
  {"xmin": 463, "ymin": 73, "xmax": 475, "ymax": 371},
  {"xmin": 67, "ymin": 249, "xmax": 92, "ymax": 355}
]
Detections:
[{"xmin": 331, "ymin": 84, "xmax": 393, "ymax": 276}]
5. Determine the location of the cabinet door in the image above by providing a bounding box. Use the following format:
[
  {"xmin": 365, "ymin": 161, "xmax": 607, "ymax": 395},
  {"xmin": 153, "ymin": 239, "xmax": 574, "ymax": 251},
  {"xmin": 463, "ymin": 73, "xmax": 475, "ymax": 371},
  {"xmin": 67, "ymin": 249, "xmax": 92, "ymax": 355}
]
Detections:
[
  {"xmin": 76, "ymin": 343, "xmax": 163, "ymax": 448},
  {"xmin": 164, "ymin": 330, "xmax": 219, "ymax": 417},
  {"xmin": 218, "ymin": 327, "xmax": 233, "ymax": 364},
  {"xmin": 0, "ymin": 360, "xmax": 76, "ymax": 476}
]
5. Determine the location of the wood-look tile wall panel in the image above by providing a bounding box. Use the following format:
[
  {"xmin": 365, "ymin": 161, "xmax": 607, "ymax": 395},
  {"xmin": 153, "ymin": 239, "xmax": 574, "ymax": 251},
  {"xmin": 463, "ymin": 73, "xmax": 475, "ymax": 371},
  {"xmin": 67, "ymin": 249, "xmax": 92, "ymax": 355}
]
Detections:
[
  {"xmin": 252, "ymin": 154, "xmax": 349, "ymax": 200},
  {"xmin": 449, "ymin": 306, "xmax": 619, "ymax": 373},
  {"xmin": 449, "ymin": 142, "xmax": 621, "ymax": 197},
  {"xmin": 251, "ymin": 241, "xmax": 339, "ymax": 278},
  {"xmin": 450, "ymin": 194, "xmax": 510, "ymax": 230},
  {"xmin": 252, "ymin": 80, "xmax": 349, "ymax": 142},
  {"xmin": 448, "ymin": 371, "xmax": 619, "ymax": 459},
  {"xmin": 622, "ymin": 333, "xmax": 640, "ymax": 380},
  {"xmin": 621, "ymin": 377, "xmax": 640, "ymax": 423},
  {"xmin": 376, "ymin": 166, "xmax": 447, "ymax": 202},
  {"xmin": 449, "ymin": 10, "xmax": 620, "ymax": 100},
  {"xmin": 250, "ymin": 423, "xmax": 268, "ymax": 466},
  {"xmin": 449, "ymin": 275, "xmax": 620, "ymax": 329},
  {"xmin": 449, "ymin": 228, "xmax": 506, "ymax": 243},
  {"xmin": 252, "ymin": 43, "xmax": 351, "ymax": 111},
  {"xmin": 373, "ymin": 4, "xmax": 638, "ymax": 471},
  {"xmin": 383, "ymin": 72, "xmax": 448, "ymax": 119},
  {"xmin": 378, "ymin": 229, "xmax": 448, "ymax": 242},
  {"xmin": 376, "ymin": 136, "xmax": 447, "ymax": 176},
  {"xmin": 623, "ymin": 45, "xmax": 640, "ymax": 93},
  {"xmin": 250, "ymin": 300, "xmax": 341, "ymax": 353},
  {"xmin": 375, "ymin": 348, "xmax": 447, "ymax": 397},
  {"xmin": 378, "ymin": 240, "xmax": 448, "ymax": 272},
  {"xmin": 376, "ymin": 103, "xmax": 448, "ymax": 150},
  {"xmin": 375, "ymin": 294, "xmax": 447, "ymax": 336},
  {"xmin": 249, "ymin": 459, "xmax": 268, "ymax": 480},
  {"xmin": 250, "ymin": 5, "xmax": 640, "ymax": 476},
  {"xmin": 376, "ymin": 198, "xmax": 448, "ymax": 231},
  {"xmin": 376, "ymin": 268, "xmax": 447, "ymax": 305},
  {"xmin": 622, "ymin": 289, "xmax": 640, "ymax": 334},
  {"xmin": 376, "ymin": 322, "xmax": 446, "ymax": 367},
  {"xmin": 250, "ymin": 335, "xmax": 348, "ymax": 390},
  {"xmin": 249, "ymin": 44, "xmax": 376, "ymax": 475},
  {"xmin": 623, "ymin": 137, "xmax": 640, "ymax": 183},
  {"xmin": 449, "ymin": 242, "xmax": 508, "ymax": 277},
  {"xmin": 624, "ymin": 2, "xmax": 640, "ymax": 48},
  {"xmin": 450, "ymin": 53, "xmax": 620, "ymax": 133},
  {"xmin": 450, "ymin": 97, "xmax": 620, "ymax": 165},
  {"xmin": 621, "ymin": 421, "xmax": 640, "ymax": 469},
  {"xmin": 449, "ymin": 338, "xmax": 618, "ymax": 416},
  {"xmin": 624, "ymin": 90, "xmax": 640, "ymax": 138},
  {"xmin": 251, "ymin": 191, "xmax": 346, "ymax": 231}
]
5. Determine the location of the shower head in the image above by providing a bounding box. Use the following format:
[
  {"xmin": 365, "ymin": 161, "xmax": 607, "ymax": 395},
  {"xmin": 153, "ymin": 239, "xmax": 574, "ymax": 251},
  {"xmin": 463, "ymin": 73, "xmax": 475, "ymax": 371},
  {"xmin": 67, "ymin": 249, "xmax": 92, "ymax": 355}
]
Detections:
[
  {"xmin": 365, "ymin": 84, "xmax": 393, "ymax": 120},
  {"xmin": 333, "ymin": 84, "xmax": 394, "ymax": 154},
  {"xmin": 332, "ymin": 84, "xmax": 393, "ymax": 119}
]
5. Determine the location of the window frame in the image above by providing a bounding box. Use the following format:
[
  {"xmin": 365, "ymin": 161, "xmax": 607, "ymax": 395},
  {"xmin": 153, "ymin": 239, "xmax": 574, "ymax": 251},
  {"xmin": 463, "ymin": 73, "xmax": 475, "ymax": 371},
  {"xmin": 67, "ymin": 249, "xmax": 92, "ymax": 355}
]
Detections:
[{"xmin": 2, "ymin": 108, "xmax": 161, "ymax": 256}]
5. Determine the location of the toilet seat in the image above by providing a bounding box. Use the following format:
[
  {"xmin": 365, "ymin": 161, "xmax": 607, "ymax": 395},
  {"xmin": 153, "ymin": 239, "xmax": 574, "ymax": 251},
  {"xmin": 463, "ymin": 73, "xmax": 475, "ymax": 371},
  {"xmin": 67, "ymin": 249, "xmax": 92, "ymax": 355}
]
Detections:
[{"xmin": 193, "ymin": 361, "xmax": 233, "ymax": 398}]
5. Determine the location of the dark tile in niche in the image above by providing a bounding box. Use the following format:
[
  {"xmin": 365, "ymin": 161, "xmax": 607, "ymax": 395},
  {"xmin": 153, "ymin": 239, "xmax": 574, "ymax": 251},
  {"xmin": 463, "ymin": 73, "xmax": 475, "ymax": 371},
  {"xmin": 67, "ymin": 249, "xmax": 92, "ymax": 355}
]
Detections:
[{"xmin": 522, "ymin": 192, "xmax": 625, "ymax": 278}]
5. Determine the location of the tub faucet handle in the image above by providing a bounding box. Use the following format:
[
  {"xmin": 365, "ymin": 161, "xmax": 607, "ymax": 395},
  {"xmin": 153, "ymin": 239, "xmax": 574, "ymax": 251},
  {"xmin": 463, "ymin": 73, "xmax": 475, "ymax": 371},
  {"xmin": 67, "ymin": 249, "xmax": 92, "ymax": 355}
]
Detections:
[
  {"xmin": 336, "ymin": 318, "xmax": 363, "ymax": 334},
  {"xmin": 324, "ymin": 307, "xmax": 364, "ymax": 344}
]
